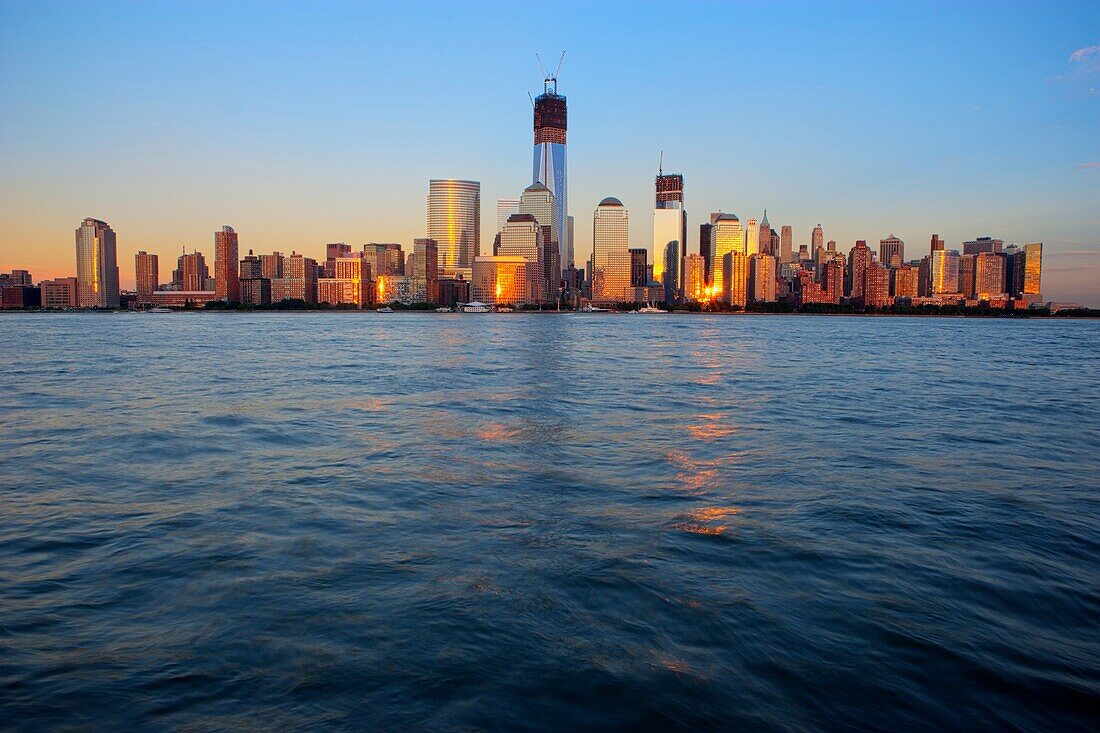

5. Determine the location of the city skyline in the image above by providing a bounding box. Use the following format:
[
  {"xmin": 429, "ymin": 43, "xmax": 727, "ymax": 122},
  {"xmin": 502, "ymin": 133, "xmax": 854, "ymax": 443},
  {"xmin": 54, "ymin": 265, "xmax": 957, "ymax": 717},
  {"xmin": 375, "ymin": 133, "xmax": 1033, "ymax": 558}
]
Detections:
[{"xmin": 1, "ymin": 2, "xmax": 1098, "ymax": 304}]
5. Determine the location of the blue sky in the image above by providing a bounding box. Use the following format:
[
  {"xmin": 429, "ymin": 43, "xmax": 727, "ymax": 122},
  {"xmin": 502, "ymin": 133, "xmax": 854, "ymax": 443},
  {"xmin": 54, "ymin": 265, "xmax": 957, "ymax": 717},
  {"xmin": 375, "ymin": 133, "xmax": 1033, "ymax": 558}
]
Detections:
[{"xmin": 1, "ymin": 0, "xmax": 1097, "ymax": 303}]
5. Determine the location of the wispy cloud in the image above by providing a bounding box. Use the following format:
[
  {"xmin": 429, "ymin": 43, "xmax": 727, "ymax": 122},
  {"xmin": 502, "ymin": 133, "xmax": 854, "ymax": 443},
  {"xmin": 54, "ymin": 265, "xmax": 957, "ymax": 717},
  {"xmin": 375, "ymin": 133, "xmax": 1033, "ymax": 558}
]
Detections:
[
  {"xmin": 1070, "ymin": 45, "xmax": 1100, "ymax": 72},
  {"xmin": 1075, "ymin": 162, "xmax": 1100, "ymax": 169}
]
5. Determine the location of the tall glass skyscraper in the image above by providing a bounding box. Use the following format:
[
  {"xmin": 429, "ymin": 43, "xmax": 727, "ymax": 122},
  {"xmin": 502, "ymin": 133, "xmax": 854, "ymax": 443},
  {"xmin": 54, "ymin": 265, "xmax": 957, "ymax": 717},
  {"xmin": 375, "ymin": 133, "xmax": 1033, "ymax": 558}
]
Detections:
[
  {"xmin": 592, "ymin": 197, "xmax": 630, "ymax": 302},
  {"xmin": 532, "ymin": 74, "xmax": 568, "ymax": 269},
  {"xmin": 652, "ymin": 171, "xmax": 686, "ymax": 297},
  {"xmin": 427, "ymin": 179, "xmax": 481, "ymax": 273},
  {"xmin": 75, "ymin": 217, "xmax": 119, "ymax": 308}
]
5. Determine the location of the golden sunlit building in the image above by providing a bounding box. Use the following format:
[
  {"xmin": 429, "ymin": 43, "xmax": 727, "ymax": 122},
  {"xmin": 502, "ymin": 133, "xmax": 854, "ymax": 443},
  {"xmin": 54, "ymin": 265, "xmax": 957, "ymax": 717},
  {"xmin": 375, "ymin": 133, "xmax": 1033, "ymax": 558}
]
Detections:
[
  {"xmin": 471, "ymin": 255, "xmax": 532, "ymax": 305},
  {"xmin": 428, "ymin": 179, "xmax": 481, "ymax": 273},
  {"xmin": 722, "ymin": 250, "xmax": 749, "ymax": 307},
  {"xmin": 684, "ymin": 254, "xmax": 706, "ymax": 302},
  {"xmin": 709, "ymin": 214, "xmax": 744, "ymax": 298},
  {"xmin": 318, "ymin": 256, "xmax": 372, "ymax": 308},
  {"xmin": 748, "ymin": 253, "xmax": 776, "ymax": 303},
  {"xmin": 592, "ymin": 197, "xmax": 631, "ymax": 303}
]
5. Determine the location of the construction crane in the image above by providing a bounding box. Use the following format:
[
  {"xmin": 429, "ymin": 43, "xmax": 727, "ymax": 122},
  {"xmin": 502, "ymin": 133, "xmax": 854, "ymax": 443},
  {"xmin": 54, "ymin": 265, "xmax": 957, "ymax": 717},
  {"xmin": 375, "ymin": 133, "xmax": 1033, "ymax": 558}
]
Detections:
[{"xmin": 535, "ymin": 51, "xmax": 565, "ymax": 95}]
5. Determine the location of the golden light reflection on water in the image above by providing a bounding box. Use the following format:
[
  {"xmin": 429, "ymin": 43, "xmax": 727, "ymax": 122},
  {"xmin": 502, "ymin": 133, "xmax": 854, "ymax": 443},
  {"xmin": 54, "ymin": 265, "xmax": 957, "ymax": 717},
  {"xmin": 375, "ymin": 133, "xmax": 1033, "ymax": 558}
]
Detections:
[
  {"xmin": 477, "ymin": 423, "xmax": 522, "ymax": 442},
  {"xmin": 672, "ymin": 507, "xmax": 741, "ymax": 536}
]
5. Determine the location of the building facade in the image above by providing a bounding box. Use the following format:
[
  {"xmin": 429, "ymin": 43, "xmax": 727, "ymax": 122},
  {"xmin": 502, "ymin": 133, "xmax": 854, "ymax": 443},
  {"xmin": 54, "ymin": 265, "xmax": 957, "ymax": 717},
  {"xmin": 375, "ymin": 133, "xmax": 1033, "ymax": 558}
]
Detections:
[
  {"xmin": 75, "ymin": 217, "xmax": 120, "ymax": 308},
  {"xmin": 215, "ymin": 225, "xmax": 240, "ymax": 302},
  {"xmin": 592, "ymin": 197, "xmax": 631, "ymax": 303},
  {"xmin": 428, "ymin": 179, "xmax": 481, "ymax": 272},
  {"xmin": 532, "ymin": 73, "xmax": 568, "ymax": 268}
]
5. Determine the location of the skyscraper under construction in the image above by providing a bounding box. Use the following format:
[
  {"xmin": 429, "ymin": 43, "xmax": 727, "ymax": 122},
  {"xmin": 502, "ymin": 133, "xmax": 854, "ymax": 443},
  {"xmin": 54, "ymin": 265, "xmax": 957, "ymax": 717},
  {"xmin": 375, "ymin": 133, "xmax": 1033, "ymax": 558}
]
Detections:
[{"xmin": 532, "ymin": 56, "xmax": 569, "ymax": 270}]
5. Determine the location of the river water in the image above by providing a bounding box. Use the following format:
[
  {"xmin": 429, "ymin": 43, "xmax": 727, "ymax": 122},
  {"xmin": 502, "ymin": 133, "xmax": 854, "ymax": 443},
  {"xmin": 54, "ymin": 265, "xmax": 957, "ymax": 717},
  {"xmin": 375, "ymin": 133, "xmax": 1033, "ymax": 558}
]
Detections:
[{"xmin": 2, "ymin": 312, "xmax": 1098, "ymax": 730}]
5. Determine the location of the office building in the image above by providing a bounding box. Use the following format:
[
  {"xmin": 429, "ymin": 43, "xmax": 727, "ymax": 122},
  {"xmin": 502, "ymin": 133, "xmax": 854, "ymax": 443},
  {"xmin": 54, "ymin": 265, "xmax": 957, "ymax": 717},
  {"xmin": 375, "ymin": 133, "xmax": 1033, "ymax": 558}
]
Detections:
[
  {"xmin": 722, "ymin": 251, "xmax": 749, "ymax": 307},
  {"xmin": 75, "ymin": 217, "xmax": 119, "ymax": 308},
  {"xmin": 699, "ymin": 223, "xmax": 713, "ymax": 285},
  {"xmin": 629, "ymin": 248, "xmax": 648, "ymax": 287},
  {"xmin": 963, "ymin": 236, "xmax": 1003, "ymax": 255},
  {"xmin": 471, "ymin": 255, "xmax": 534, "ymax": 305},
  {"xmin": 974, "ymin": 252, "xmax": 1006, "ymax": 299},
  {"xmin": 780, "ymin": 225, "xmax": 793, "ymax": 263},
  {"xmin": 684, "ymin": 254, "xmax": 706, "ymax": 302},
  {"xmin": 879, "ymin": 235, "xmax": 904, "ymax": 268},
  {"xmin": 709, "ymin": 214, "xmax": 744, "ymax": 297},
  {"xmin": 811, "ymin": 224, "xmax": 823, "ymax": 257},
  {"xmin": 862, "ymin": 261, "xmax": 891, "ymax": 307},
  {"xmin": 324, "ymin": 243, "xmax": 351, "ymax": 277},
  {"xmin": 892, "ymin": 264, "xmax": 919, "ymax": 300},
  {"xmin": 652, "ymin": 170, "xmax": 686, "ymax": 294},
  {"xmin": 39, "ymin": 277, "xmax": 78, "ymax": 309},
  {"xmin": 532, "ymin": 69, "xmax": 568, "ymax": 268},
  {"xmin": 428, "ymin": 179, "xmax": 481, "ymax": 272},
  {"xmin": 1023, "ymin": 242, "xmax": 1043, "ymax": 296},
  {"xmin": 214, "ymin": 225, "xmax": 239, "ymax": 302},
  {"xmin": 748, "ymin": 253, "xmax": 776, "ymax": 303},
  {"xmin": 518, "ymin": 182, "xmax": 559, "ymax": 300},
  {"xmin": 134, "ymin": 251, "xmax": 159, "ymax": 300},
  {"xmin": 958, "ymin": 254, "xmax": 977, "ymax": 297},
  {"xmin": 846, "ymin": 240, "xmax": 872, "ymax": 299},
  {"xmin": 592, "ymin": 197, "xmax": 631, "ymax": 302},
  {"xmin": 931, "ymin": 249, "xmax": 961, "ymax": 295}
]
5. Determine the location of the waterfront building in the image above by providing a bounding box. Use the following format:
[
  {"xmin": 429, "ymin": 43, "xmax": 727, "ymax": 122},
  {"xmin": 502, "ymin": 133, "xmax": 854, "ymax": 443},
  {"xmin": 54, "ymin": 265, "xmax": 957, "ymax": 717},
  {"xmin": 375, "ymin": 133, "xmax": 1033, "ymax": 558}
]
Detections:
[
  {"xmin": 846, "ymin": 240, "xmax": 872, "ymax": 299},
  {"xmin": 0, "ymin": 269, "xmax": 32, "ymax": 287},
  {"xmin": 958, "ymin": 254, "xmax": 977, "ymax": 297},
  {"xmin": 134, "ymin": 251, "xmax": 159, "ymax": 301},
  {"xmin": 684, "ymin": 254, "xmax": 706, "ymax": 302},
  {"xmin": 324, "ymin": 243, "xmax": 351, "ymax": 277},
  {"xmin": 1004, "ymin": 244, "xmax": 1026, "ymax": 297},
  {"xmin": 75, "ymin": 217, "xmax": 119, "ymax": 308},
  {"xmin": 532, "ymin": 70, "xmax": 568, "ymax": 268},
  {"xmin": 471, "ymin": 255, "xmax": 534, "ymax": 305},
  {"xmin": 663, "ymin": 240, "xmax": 680, "ymax": 304},
  {"xmin": 592, "ymin": 197, "xmax": 631, "ymax": 303},
  {"xmin": 282, "ymin": 252, "xmax": 318, "ymax": 303},
  {"xmin": 748, "ymin": 253, "xmax": 776, "ymax": 304},
  {"xmin": 362, "ymin": 243, "xmax": 405, "ymax": 280},
  {"xmin": 428, "ymin": 179, "xmax": 481, "ymax": 272},
  {"xmin": 518, "ymin": 182, "xmax": 559, "ymax": 300},
  {"xmin": 629, "ymin": 248, "xmax": 648, "ymax": 287},
  {"xmin": 497, "ymin": 213, "xmax": 545, "ymax": 304},
  {"xmin": 879, "ymin": 235, "xmax": 904, "ymax": 269},
  {"xmin": 862, "ymin": 261, "xmax": 891, "ymax": 307},
  {"xmin": 780, "ymin": 225, "xmax": 793, "ymax": 264},
  {"xmin": 436, "ymin": 276, "xmax": 470, "ymax": 306},
  {"xmin": 409, "ymin": 238, "xmax": 439, "ymax": 284},
  {"xmin": 214, "ymin": 226, "xmax": 239, "ymax": 302},
  {"xmin": 260, "ymin": 252, "xmax": 283, "ymax": 280},
  {"xmin": 709, "ymin": 214, "xmax": 744, "ymax": 297},
  {"xmin": 239, "ymin": 277, "xmax": 271, "ymax": 306},
  {"xmin": 974, "ymin": 252, "xmax": 1006, "ymax": 299},
  {"xmin": 821, "ymin": 259, "xmax": 844, "ymax": 303},
  {"xmin": 652, "ymin": 170, "xmax": 686, "ymax": 294},
  {"xmin": 699, "ymin": 223, "xmax": 713, "ymax": 285},
  {"xmin": 39, "ymin": 277, "xmax": 78, "ymax": 308},
  {"xmin": 1024, "ymin": 242, "xmax": 1043, "ymax": 296},
  {"xmin": 892, "ymin": 264, "xmax": 919, "ymax": 300},
  {"xmin": 176, "ymin": 251, "xmax": 208, "ymax": 292},
  {"xmin": 811, "ymin": 224, "xmax": 823, "ymax": 257},
  {"xmin": 931, "ymin": 249, "xmax": 961, "ymax": 295},
  {"xmin": 722, "ymin": 250, "xmax": 749, "ymax": 307},
  {"xmin": 318, "ymin": 256, "xmax": 371, "ymax": 308},
  {"xmin": 1, "ymin": 285, "xmax": 41, "ymax": 309},
  {"xmin": 147, "ymin": 290, "xmax": 218, "ymax": 308},
  {"xmin": 795, "ymin": 269, "xmax": 827, "ymax": 305},
  {"xmin": 963, "ymin": 236, "xmax": 1003, "ymax": 255}
]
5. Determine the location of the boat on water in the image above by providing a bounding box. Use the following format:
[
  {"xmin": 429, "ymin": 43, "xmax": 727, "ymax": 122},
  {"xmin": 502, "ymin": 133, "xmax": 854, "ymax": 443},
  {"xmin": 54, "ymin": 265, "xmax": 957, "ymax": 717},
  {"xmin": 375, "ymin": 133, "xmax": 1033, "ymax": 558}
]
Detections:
[
  {"xmin": 632, "ymin": 304, "xmax": 668, "ymax": 314},
  {"xmin": 377, "ymin": 306, "xmax": 395, "ymax": 313},
  {"xmin": 579, "ymin": 304, "xmax": 609, "ymax": 313},
  {"xmin": 495, "ymin": 306, "xmax": 514, "ymax": 313},
  {"xmin": 146, "ymin": 307, "xmax": 173, "ymax": 313},
  {"xmin": 461, "ymin": 301, "xmax": 491, "ymax": 313},
  {"xmin": 435, "ymin": 306, "xmax": 453, "ymax": 313}
]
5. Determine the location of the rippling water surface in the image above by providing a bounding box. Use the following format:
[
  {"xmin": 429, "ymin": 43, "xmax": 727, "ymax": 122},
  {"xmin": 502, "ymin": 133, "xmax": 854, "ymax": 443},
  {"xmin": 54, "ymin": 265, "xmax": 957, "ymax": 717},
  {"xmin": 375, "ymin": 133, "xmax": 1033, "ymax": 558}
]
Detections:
[{"xmin": 2, "ymin": 312, "xmax": 1099, "ymax": 731}]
